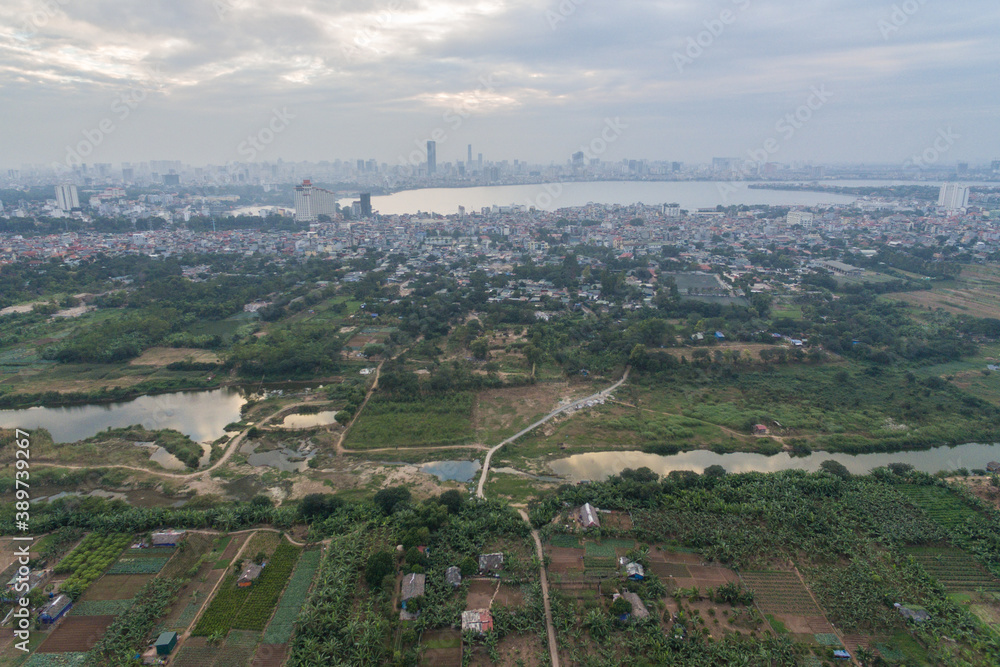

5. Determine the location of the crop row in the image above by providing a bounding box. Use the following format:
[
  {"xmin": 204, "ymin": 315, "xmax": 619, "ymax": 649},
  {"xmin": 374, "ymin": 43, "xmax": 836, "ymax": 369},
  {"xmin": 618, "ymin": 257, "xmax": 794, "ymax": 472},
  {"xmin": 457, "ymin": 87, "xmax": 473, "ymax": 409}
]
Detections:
[
  {"xmin": 55, "ymin": 533, "xmax": 132, "ymax": 599},
  {"xmin": 262, "ymin": 548, "xmax": 321, "ymax": 644},
  {"xmin": 193, "ymin": 543, "xmax": 301, "ymax": 637},
  {"xmin": 106, "ymin": 556, "xmax": 171, "ymax": 574}
]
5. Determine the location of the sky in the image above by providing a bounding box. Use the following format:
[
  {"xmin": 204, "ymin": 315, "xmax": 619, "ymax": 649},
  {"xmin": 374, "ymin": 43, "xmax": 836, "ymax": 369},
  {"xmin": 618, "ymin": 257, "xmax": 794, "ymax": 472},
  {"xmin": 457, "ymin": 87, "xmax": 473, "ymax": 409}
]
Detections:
[{"xmin": 1, "ymin": 0, "xmax": 999, "ymax": 169}]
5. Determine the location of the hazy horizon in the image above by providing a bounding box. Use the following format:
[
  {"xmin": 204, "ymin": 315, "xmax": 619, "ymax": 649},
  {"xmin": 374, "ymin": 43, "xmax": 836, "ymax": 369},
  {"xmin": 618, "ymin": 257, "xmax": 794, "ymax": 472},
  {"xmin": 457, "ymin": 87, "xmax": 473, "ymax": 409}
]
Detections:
[{"xmin": 3, "ymin": 0, "xmax": 999, "ymax": 169}]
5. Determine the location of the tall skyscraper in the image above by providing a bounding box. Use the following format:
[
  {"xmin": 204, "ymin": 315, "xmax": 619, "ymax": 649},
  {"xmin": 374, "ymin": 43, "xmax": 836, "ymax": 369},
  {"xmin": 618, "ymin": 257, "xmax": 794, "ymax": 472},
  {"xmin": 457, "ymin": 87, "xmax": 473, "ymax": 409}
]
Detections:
[
  {"xmin": 294, "ymin": 179, "xmax": 338, "ymax": 221},
  {"xmin": 477, "ymin": 153, "xmax": 483, "ymax": 170},
  {"xmin": 360, "ymin": 193, "xmax": 372, "ymax": 217},
  {"xmin": 938, "ymin": 184, "xmax": 969, "ymax": 211},
  {"xmin": 54, "ymin": 184, "xmax": 79, "ymax": 211},
  {"xmin": 468, "ymin": 144, "xmax": 473, "ymax": 165},
  {"xmin": 426, "ymin": 141, "xmax": 437, "ymax": 175}
]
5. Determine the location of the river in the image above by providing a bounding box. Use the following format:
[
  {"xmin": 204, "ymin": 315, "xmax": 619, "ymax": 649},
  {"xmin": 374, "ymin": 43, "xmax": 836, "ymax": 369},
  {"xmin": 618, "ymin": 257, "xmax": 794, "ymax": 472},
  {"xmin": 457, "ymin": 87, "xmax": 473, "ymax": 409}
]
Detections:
[
  {"xmin": 0, "ymin": 388, "xmax": 246, "ymax": 443},
  {"xmin": 547, "ymin": 443, "xmax": 1000, "ymax": 482}
]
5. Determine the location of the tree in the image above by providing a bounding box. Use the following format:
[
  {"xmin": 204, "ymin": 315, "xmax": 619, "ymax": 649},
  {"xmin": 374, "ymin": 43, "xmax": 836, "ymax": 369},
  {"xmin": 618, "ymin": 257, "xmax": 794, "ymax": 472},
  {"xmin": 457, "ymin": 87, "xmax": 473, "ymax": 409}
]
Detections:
[
  {"xmin": 374, "ymin": 486, "xmax": 411, "ymax": 515},
  {"xmin": 459, "ymin": 556, "xmax": 478, "ymax": 576},
  {"xmin": 437, "ymin": 489, "xmax": 465, "ymax": 514},
  {"xmin": 365, "ymin": 551, "xmax": 395, "ymax": 590},
  {"xmin": 610, "ymin": 596, "xmax": 632, "ymax": 617},
  {"xmin": 819, "ymin": 460, "xmax": 851, "ymax": 480},
  {"xmin": 703, "ymin": 465, "xmax": 727, "ymax": 479},
  {"xmin": 470, "ymin": 337, "xmax": 490, "ymax": 360}
]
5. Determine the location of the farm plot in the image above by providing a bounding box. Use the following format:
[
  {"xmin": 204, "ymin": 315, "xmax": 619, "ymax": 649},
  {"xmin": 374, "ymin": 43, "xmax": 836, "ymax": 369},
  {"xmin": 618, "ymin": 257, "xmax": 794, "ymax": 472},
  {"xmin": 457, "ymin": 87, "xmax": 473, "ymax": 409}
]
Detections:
[
  {"xmin": 601, "ymin": 511, "xmax": 633, "ymax": 532},
  {"xmin": 261, "ymin": 549, "xmax": 321, "ymax": 644},
  {"xmin": 53, "ymin": 533, "xmax": 132, "ymax": 598},
  {"xmin": 251, "ymin": 643, "xmax": 289, "ymax": 667},
  {"xmin": 547, "ymin": 547, "xmax": 584, "ymax": 574},
  {"xmin": 897, "ymin": 485, "xmax": 982, "ymax": 529},
  {"xmin": 420, "ymin": 629, "xmax": 461, "ymax": 667},
  {"xmin": 23, "ymin": 653, "xmax": 88, "ymax": 667},
  {"xmin": 80, "ymin": 574, "xmax": 153, "ymax": 601},
  {"xmin": 172, "ymin": 637, "xmax": 220, "ymax": 667},
  {"xmin": 583, "ymin": 542, "xmax": 616, "ymax": 571},
  {"xmin": 35, "ymin": 616, "xmax": 115, "ymax": 653},
  {"xmin": 214, "ymin": 630, "xmax": 261, "ymax": 667},
  {"xmin": 740, "ymin": 571, "xmax": 824, "ymax": 616},
  {"xmin": 905, "ymin": 547, "xmax": 1000, "ymax": 593},
  {"xmin": 68, "ymin": 599, "xmax": 133, "ymax": 616},
  {"xmin": 193, "ymin": 543, "xmax": 301, "ymax": 637},
  {"xmin": 106, "ymin": 556, "xmax": 170, "ymax": 574},
  {"xmin": 547, "ymin": 534, "xmax": 580, "ymax": 549}
]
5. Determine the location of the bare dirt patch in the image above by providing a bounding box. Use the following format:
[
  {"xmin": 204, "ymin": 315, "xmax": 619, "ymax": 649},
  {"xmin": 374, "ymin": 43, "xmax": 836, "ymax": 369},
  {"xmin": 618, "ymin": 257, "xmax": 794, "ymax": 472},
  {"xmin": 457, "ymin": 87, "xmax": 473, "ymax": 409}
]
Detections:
[
  {"xmin": 81, "ymin": 574, "xmax": 154, "ymax": 601},
  {"xmin": 129, "ymin": 347, "xmax": 221, "ymax": 367},
  {"xmin": 36, "ymin": 615, "xmax": 115, "ymax": 653},
  {"xmin": 548, "ymin": 547, "xmax": 584, "ymax": 574},
  {"xmin": 465, "ymin": 579, "xmax": 498, "ymax": 609}
]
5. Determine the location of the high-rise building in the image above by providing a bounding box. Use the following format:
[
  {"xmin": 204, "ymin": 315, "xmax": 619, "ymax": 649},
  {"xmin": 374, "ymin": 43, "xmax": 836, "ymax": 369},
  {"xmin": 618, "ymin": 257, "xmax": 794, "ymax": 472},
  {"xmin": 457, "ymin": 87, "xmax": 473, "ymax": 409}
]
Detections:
[
  {"xmin": 427, "ymin": 141, "xmax": 437, "ymax": 175},
  {"xmin": 54, "ymin": 184, "xmax": 79, "ymax": 211},
  {"xmin": 294, "ymin": 179, "xmax": 338, "ymax": 221},
  {"xmin": 478, "ymin": 153, "xmax": 483, "ymax": 170},
  {"xmin": 468, "ymin": 144, "xmax": 473, "ymax": 166},
  {"xmin": 360, "ymin": 193, "xmax": 372, "ymax": 217},
  {"xmin": 786, "ymin": 210, "xmax": 815, "ymax": 226},
  {"xmin": 938, "ymin": 184, "xmax": 969, "ymax": 211},
  {"xmin": 163, "ymin": 173, "xmax": 180, "ymax": 186},
  {"xmin": 122, "ymin": 167, "xmax": 134, "ymax": 182}
]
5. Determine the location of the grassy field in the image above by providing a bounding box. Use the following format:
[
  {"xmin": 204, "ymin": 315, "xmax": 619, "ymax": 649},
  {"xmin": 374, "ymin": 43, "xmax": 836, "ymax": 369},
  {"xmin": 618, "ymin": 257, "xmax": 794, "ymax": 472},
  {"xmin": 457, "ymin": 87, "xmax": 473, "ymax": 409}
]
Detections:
[
  {"xmin": 344, "ymin": 393, "xmax": 475, "ymax": 449},
  {"xmin": 886, "ymin": 265, "xmax": 1000, "ymax": 319}
]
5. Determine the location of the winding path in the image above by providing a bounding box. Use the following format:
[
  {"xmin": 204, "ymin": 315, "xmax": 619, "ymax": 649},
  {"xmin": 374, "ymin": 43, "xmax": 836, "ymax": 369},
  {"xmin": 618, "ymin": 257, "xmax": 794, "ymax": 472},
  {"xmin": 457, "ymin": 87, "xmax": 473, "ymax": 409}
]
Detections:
[{"xmin": 476, "ymin": 368, "xmax": 630, "ymax": 499}]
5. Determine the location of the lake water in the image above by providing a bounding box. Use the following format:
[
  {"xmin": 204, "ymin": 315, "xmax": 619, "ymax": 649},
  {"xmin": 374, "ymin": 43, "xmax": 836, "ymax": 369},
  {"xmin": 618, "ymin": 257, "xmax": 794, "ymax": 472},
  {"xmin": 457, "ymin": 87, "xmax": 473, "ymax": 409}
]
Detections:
[
  {"xmin": 279, "ymin": 410, "xmax": 341, "ymax": 428},
  {"xmin": 548, "ymin": 443, "xmax": 1000, "ymax": 482},
  {"xmin": 420, "ymin": 460, "xmax": 481, "ymax": 483},
  {"xmin": 344, "ymin": 181, "xmax": 859, "ymax": 215},
  {"xmin": 345, "ymin": 179, "xmax": 1000, "ymax": 216},
  {"xmin": 0, "ymin": 388, "xmax": 246, "ymax": 443}
]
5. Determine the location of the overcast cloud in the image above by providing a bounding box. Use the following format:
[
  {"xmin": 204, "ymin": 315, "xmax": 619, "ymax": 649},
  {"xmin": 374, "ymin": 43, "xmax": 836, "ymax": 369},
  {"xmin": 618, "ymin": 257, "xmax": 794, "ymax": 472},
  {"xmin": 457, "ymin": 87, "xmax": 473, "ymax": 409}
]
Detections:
[{"xmin": 1, "ymin": 0, "xmax": 998, "ymax": 167}]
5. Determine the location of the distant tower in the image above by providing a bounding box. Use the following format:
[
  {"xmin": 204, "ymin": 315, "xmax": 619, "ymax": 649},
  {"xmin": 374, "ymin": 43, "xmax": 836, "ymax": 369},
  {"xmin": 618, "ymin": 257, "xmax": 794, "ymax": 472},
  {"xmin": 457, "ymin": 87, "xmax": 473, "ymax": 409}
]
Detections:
[
  {"xmin": 938, "ymin": 184, "xmax": 969, "ymax": 211},
  {"xmin": 360, "ymin": 193, "xmax": 372, "ymax": 217},
  {"xmin": 427, "ymin": 141, "xmax": 437, "ymax": 175},
  {"xmin": 478, "ymin": 153, "xmax": 483, "ymax": 170},
  {"xmin": 54, "ymin": 184, "xmax": 79, "ymax": 211},
  {"xmin": 468, "ymin": 144, "xmax": 473, "ymax": 166}
]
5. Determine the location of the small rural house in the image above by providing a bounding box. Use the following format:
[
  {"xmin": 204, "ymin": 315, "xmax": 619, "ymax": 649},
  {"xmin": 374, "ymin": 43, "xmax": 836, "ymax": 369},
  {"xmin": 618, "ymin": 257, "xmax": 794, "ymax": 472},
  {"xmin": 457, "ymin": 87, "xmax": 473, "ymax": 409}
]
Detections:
[
  {"xmin": 237, "ymin": 562, "xmax": 264, "ymax": 587},
  {"xmin": 445, "ymin": 566, "xmax": 462, "ymax": 587},
  {"xmin": 151, "ymin": 530, "xmax": 185, "ymax": 547},
  {"xmin": 155, "ymin": 631, "xmax": 178, "ymax": 656},
  {"xmin": 618, "ymin": 558, "xmax": 645, "ymax": 581},
  {"xmin": 479, "ymin": 553, "xmax": 504, "ymax": 574},
  {"xmin": 39, "ymin": 594, "xmax": 72, "ymax": 624},
  {"xmin": 461, "ymin": 609, "xmax": 494, "ymax": 635},
  {"xmin": 401, "ymin": 573, "xmax": 425, "ymax": 608},
  {"xmin": 576, "ymin": 503, "xmax": 601, "ymax": 529},
  {"xmin": 752, "ymin": 424, "xmax": 769, "ymax": 436},
  {"xmin": 620, "ymin": 592, "xmax": 650, "ymax": 621}
]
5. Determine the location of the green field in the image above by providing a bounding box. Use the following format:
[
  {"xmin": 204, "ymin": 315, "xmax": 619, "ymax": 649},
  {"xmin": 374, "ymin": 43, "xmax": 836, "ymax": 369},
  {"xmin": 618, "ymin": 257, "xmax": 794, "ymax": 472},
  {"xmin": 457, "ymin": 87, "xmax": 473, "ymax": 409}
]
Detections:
[
  {"xmin": 905, "ymin": 547, "xmax": 1000, "ymax": 593},
  {"xmin": 344, "ymin": 392, "xmax": 475, "ymax": 449}
]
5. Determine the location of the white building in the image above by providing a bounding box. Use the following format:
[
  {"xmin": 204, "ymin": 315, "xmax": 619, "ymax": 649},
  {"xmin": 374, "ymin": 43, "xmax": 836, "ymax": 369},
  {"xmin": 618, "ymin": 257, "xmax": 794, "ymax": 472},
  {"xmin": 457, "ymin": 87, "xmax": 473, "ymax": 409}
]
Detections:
[
  {"xmin": 55, "ymin": 184, "xmax": 80, "ymax": 212},
  {"xmin": 294, "ymin": 180, "xmax": 338, "ymax": 222},
  {"xmin": 938, "ymin": 184, "xmax": 969, "ymax": 211},
  {"xmin": 786, "ymin": 210, "xmax": 814, "ymax": 226}
]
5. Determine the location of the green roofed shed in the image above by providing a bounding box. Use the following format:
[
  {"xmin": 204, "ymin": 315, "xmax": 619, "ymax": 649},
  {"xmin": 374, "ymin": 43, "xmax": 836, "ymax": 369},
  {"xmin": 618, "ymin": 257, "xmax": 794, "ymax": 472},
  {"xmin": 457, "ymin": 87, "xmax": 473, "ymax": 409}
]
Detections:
[{"xmin": 155, "ymin": 631, "xmax": 178, "ymax": 655}]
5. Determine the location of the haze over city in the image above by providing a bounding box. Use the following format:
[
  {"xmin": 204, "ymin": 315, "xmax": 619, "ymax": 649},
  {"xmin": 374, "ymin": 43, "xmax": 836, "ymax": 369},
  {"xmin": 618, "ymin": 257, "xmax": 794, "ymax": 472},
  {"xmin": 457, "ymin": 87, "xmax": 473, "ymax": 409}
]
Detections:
[{"xmin": 3, "ymin": 0, "xmax": 1000, "ymax": 168}]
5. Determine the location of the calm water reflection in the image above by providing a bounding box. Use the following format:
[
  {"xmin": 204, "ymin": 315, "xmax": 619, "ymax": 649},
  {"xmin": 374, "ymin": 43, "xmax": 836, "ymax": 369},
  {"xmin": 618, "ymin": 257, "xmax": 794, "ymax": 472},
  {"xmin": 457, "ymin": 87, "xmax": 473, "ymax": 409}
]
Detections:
[
  {"xmin": 0, "ymin": 388, "xmax": 246, "ymax": 443},
  {"xmin": 548, "ymin": 443, "xmax": 1000, "ymax": 481},
  {"xmin": 420, "ymin": 460, "xmax": 481, "ymax": 483}
]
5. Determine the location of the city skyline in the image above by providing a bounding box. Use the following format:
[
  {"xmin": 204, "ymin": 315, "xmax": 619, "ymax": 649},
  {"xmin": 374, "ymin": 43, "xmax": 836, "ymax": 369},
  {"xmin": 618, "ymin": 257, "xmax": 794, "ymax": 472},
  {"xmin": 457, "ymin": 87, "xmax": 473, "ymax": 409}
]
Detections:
[{"xmin": 1, "ymin": 1, "xmax": 999, "ymax": 170}]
